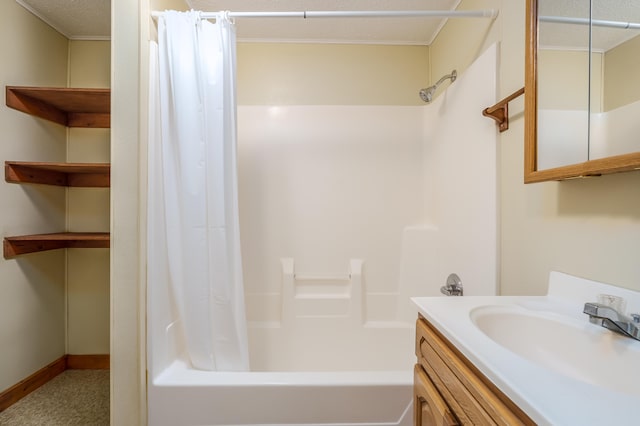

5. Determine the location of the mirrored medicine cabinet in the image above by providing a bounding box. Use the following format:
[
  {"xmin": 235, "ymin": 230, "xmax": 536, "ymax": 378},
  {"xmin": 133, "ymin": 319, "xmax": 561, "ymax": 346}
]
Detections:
[{"xmin": 525, "ymin": 0, "xmax": 640, "ymax": 183}]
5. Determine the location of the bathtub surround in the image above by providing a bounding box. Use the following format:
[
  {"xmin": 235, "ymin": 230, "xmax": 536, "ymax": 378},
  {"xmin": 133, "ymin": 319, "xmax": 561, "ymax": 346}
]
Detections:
[
  {"xmin": 398, "ymin": 42, "xmax": 499, "ymax": 323},
  {"xmin": 238, "ymin": 105, "xmax": 424, "ymax": 326},
  {"xmin": 151, "ymin": 11, "xmax": 250, "ymax": 371},
  {"xmin": 147, "ymin": 40, "xmax": 498, "ymax": 424},
  {"xmin": 147, "ymin": 103, "xmax": 420, "ymax": 426}
]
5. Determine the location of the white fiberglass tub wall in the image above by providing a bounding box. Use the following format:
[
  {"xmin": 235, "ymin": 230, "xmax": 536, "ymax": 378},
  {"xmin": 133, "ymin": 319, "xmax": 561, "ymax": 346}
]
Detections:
[
  {"xmin": 147, "ymin": 44, "xmax": 498, "ymax": 426},
  {"xmin": 147, "ymin": 105, "xmax": 420, "ymax": 426},
  {"xmin": 396, "ymin": 43, "xmax": 499, "ymax": 323}
]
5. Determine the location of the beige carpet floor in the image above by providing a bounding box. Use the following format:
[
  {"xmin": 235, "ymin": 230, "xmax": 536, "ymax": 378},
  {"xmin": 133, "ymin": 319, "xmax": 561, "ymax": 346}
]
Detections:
[{"xmin": 0, "ymin": 370, "xmax": 109, "ymax": 426}]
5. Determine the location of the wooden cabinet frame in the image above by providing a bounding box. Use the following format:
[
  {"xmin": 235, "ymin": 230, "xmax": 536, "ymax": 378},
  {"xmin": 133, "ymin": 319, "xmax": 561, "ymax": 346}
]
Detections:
[{"xmin": 414, "ymin": 316, "xmax": 535, "ymax": 426}]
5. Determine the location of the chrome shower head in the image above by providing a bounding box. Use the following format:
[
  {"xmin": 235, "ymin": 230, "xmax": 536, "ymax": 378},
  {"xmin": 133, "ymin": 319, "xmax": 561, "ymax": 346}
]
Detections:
[
  {"xmin": 419, "ymin": 86, "xmax": 436, "ymax": 103},
  {"xmin": 419, "ymin": 69, "xmax": 457, "ymax": 103}
]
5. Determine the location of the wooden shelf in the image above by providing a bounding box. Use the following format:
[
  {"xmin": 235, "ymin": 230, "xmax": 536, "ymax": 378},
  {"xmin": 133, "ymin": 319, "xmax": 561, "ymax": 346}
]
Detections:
[
  {"xmin": 6, "ymin": 86, "xmax": 110, "ymax": 128},
  {"xmin": 3, "ymin": 232, "xmax": 110, "ymax": 258},
  {"xmin": 5, "ymin": 161, "xmax": 110, "ymax": 187},
  {"xmin": 3, "ymin": 86, "xmax": 111, "ymax": 258}
]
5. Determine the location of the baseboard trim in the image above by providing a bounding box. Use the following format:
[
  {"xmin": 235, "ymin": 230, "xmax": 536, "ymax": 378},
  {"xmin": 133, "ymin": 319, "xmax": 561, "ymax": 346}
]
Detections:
[
  {"xmin": 0, "ymin": 356, "xmax": 66, "ymax": 412},
  {"xmin": 0, "ymin": 353, "xmax": 110, "ymax": 413},
  {"xmin": 66, "ymin": 354, "xmax": 110, "ymax": 370}
]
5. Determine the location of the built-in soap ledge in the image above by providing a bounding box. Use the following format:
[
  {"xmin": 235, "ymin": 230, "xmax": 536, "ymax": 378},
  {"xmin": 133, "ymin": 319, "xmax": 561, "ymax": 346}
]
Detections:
[{"xmin": 280, "ymin": 258, "xmax": 363, "ymax": 324}]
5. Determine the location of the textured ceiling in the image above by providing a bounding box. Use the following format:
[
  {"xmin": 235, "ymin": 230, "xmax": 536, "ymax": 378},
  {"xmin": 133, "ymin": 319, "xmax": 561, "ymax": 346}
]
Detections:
[
  {"xmin": 16, "ymin": 0, "xmax": 110, "ymax": 40},
  {"xmin": 15, "ymin": 0, "xmax": 640, "ymax": 49},
  {"xmin": 539, "ymin": 0, "xmax": 640, "ymax": 51}
]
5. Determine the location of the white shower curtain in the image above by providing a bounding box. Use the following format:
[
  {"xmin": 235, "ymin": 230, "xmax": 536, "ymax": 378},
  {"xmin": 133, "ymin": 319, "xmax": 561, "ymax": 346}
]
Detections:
[{"xmin": 148, "ymin": 10, "xmax": 249, "ymax": 371}]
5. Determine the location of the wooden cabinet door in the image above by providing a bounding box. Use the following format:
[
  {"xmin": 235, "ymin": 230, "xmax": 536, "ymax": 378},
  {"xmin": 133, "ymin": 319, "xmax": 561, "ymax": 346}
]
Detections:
[{"xmin": 414, "ymin": 365, "xmax": 459, "ymax": 426}]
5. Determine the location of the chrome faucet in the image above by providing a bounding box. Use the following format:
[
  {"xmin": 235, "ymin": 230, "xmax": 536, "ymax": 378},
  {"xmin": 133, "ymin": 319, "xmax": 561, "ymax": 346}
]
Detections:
[
  {"xmin": 583, "ymin": 302, "xmax": 640, "ymax": 341},
  {"xmin": 441, "ymin": 273, "xmax": 463, "ymax": 296}
]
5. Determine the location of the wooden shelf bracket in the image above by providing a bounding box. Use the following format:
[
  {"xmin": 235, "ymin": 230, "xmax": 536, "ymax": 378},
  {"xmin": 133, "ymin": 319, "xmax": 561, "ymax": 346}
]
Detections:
[{"xmin": 482, "ymin": 87, "xmax": 525, "ymax": 132}]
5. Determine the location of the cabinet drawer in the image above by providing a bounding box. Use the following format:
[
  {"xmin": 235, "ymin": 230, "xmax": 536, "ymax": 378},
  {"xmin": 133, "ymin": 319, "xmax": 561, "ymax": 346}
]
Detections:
[
  {"xmin": 416, "ymin": 317, "xmax": 534, "ymax": 426},
  {"xmin": 414, "ymin": 364, "xmax": 459, "ymax": 426}
]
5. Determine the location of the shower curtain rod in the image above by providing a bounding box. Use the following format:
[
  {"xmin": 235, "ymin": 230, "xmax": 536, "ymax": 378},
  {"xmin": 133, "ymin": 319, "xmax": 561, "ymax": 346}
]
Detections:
[
  {"xmin": 540, "ymin": 16, "xmax": 640, "ymax": 30},
  {"xmin": 151, "ymin": 10, "xmax": 498, "ymax": 20}
]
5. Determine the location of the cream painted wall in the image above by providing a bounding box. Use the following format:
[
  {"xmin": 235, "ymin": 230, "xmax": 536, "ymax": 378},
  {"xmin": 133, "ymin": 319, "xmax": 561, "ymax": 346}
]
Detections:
[
  {"xmin": 431, "ymin": 0, "xmax": 640, "ymax": 295},
  {"xmin": 538, "ymin": 50, "xmax": 602, "ymax": 111},
  {"xmin": 237, "ymin": 43, "xmax": 429, "ymax": 105},
  {"xmin": 152, "ymin": 0, "xmax": 187, "ymax": 11},
  {"xmin": 604, "ymin": 35, "xmax": 640, "ymax": 111},
  {"xmin": 0, "ymin": 2, "xmax": 68, "ymax": 392},
  {"xmin": 538, "ymin": 50, "xmax": 587, "ymax": 110},
  {"xmin": 429, "ymin": 0, "xmax": 500, "ymax": 98},
  {"xmin": 67, "ymin": 40, "xmax": 111, "ymax": 355}
]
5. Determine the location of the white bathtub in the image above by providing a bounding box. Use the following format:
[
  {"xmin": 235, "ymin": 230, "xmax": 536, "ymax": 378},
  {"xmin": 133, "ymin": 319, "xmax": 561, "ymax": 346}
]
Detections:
[
  {"xmin": 148, "ymin": 319, "xmax": 414, "ymax": 426},
  {"xmin": 148, "ymin": 256, "xmax": 415, "ymax": 425}
]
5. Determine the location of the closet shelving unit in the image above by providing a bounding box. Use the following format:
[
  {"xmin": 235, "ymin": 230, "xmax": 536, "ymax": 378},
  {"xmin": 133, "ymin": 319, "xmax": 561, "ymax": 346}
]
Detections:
[{"xmin": 4, "ymin": 86, "xmax": 111, "ymax": 259}]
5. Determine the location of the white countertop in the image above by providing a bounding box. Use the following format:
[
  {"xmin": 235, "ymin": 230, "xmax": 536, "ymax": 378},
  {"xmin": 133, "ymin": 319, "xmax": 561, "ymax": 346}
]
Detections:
[{"xmin": 412, "ymin": 271, "xmax": 640, "ymax": 426}]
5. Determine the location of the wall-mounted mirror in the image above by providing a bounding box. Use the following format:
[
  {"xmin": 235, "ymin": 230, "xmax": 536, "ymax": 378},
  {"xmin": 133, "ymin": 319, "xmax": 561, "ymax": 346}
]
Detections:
[{"xmin": 525, "ymin": 0, "xmax": 640, "ymax": 183}]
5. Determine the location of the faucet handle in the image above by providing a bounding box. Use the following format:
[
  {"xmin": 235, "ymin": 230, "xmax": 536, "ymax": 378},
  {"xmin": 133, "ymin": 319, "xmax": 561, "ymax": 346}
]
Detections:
[
  {"xmin": 440, "ymin": 273, "xmax": 463, "ymax": 296},
  {"xmin": 597, "ymin": 294, "xmax": 626, "ymax": 313},
  {"xmin": 631, "ymin": 314, "xmax": 640, "ymax": 324}
]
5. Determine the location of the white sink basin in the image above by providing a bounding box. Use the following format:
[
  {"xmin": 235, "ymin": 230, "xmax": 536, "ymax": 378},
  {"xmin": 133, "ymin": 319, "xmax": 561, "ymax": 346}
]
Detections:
[
  {"xmin": 414, "ymin": 272, "xmax": 640, "ymax": 425},
  {"xmin": 470, "ymin": 304, "xmax": 640, "ymax": 396}
]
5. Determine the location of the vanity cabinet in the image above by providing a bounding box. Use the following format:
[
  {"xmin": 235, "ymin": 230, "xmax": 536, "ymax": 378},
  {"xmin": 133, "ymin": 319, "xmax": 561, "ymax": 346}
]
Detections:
[
  {"xmin": 414, "ymin": 364, "xmax": 459, "ymax": 426},
  {"xmin": 414, "ymin": 315, "xmax": 534, "ymax": 426}
]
